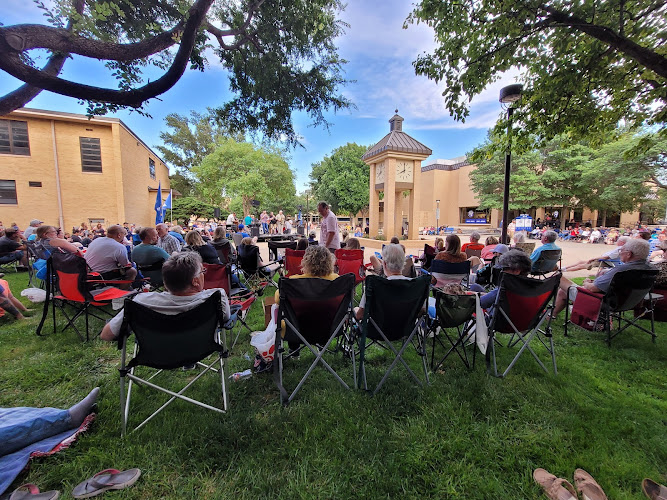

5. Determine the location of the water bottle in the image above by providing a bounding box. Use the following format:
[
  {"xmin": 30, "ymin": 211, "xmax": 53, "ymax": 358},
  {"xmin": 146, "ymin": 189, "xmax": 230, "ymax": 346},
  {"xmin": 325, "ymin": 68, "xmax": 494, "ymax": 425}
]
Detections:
[{"xmin": 229, "ymin": 369, "xmax": 252, "ymax": 381}]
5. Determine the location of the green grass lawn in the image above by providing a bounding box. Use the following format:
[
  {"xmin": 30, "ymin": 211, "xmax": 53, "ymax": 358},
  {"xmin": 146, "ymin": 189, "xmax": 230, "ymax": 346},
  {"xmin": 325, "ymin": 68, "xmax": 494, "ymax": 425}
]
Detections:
[{"xmin": 0, "ymin": 270, "xmax": 665, "ymax": 499}]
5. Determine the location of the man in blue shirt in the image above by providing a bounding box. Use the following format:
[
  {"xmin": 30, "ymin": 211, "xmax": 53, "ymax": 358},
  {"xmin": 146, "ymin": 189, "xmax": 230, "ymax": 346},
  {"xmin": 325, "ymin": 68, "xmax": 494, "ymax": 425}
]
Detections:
[{"xmin": 529, "ymin": 230, "xmax": 560, "ymax": 272}]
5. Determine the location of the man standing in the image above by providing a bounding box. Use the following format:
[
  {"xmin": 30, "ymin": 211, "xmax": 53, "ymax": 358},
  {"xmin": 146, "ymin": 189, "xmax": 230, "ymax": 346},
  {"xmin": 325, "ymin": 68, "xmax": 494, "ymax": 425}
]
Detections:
[
  {"xmin": 276, "ymin": 210, "xmax": 286, "ymax": 234},
  {"xmin": 100, "ymin": 252, "xmax": 230, "ymax": 341},
  {"xmin": 260, "ymin": 210, "xmax": 269, "ymax": 234},
  {"xmin": 23, "ymin": 219, "xmax": 43, "ymax": 239},
  {"xmin": 317, "ymin": 201, "xmax": 340, "ymax": 252},
  {"xmin": 156, "ymin": 223, "xmax": 181, "ymax": 255},
  {"xmin": 84, "ymin": 225, "xmax": 137, "ymax": 289}
]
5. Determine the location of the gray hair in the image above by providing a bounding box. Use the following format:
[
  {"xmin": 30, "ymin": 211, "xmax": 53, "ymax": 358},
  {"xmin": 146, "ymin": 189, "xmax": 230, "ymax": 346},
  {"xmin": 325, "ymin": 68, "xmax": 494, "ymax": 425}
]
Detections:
[
  {"xmin": 622, "ymin": 238, "xmax": 650, "ymax": 260},
  {"xmin": 470, "ymin": 231, "xmax": 480, "ymax": 241},
  {"xmin": 382, "ymin": 243, "xmax": 406, "ymax": 273},
  {"xmin": 513, "ymin": 232, "xmax": 526, "ymax": 243},
  {"xmin": 543, "ymin": 230, "xmax": 558, "ymax": 243},
  {"xmin": 616, "ymin": 236, "xmax": 629, "ymax": 246},
  {"xmin": 497, "ymin": 249, "xmax": 532, "ymax": 274},
  {"xmin": 162, "ymin": 251, "xmax": 203, "ymax": 293}
]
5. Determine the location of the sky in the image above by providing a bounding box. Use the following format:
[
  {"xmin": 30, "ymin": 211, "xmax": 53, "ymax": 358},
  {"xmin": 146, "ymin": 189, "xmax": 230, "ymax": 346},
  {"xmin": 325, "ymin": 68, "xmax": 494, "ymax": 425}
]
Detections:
[{"xmin": 0, "ymin": 0, "xmax": 519, "ymax": 192}]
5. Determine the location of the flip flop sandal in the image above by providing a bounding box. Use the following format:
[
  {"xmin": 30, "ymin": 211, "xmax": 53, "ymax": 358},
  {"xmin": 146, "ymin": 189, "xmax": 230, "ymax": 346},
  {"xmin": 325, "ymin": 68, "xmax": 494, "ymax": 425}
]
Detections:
[
  {"xmin": 533, "ymin": 468, "xmax": 578, "ymax": 500},
  {"xmin": 643, "ymin": 478, "xmax": 667, "ymax": 500},
  {"xmin": 10, "ymin": 484, "xmax": 60, "ymax": 500},
  {"xmin": 72, "ymin": 469, "xmax": 141, "ymax": 499},
  {"xmin": 574, "ymin": 469, "xmax": 608, "ymax": 500}
]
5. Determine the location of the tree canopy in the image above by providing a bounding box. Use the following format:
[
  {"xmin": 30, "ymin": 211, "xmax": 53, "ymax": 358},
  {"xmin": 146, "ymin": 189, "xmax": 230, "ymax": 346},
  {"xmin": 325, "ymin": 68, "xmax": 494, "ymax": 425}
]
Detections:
[
  {"xmin": 0, "ymin": 0, "xmax": 351, "ymax": 144},
  {"xmin": 193, "ymin": 138, "xmax": 295, "ymax": 216},
  {"xmin": 169, "ymin": 196, "xmax": 217, "ymax": 225},
  {"xmin": 309, "ymin": 143, "xmax": 370, "ymax": 218},
  {"xmin": 468, "ymin": 131, "xmax": 664, "ymax": 225},
  {"xmin": 408, "ymin": 0, "xmax": 666, "ymax": 142}
]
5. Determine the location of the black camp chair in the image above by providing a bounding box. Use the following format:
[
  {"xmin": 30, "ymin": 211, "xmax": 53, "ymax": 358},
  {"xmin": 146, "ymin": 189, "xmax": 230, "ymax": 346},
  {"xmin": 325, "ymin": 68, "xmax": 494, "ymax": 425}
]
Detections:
[
  {"xmin": 118, "ymin": 291, "xmax": 231, "ymax": 436},
  {"xmin": 564, "ymin": 268, "xmax": 659, "ymax": 345},
  {"xmin": 275, "ymin": 274, "xmax": 356, "ymax": 404},
  {"xmin": 421, "ymin": 244, "xmax": 437, "ymax": 270},
  {"xmin": 237, "ymin": 243, "xmax": 278, "ymax": 295},
  {"xmin": 428, "ymin": 290, "xmax": 478, "ymax": 371},
  {"xmin": 424, "ymin": 259, "xmax": 471, "ymax": 289},
  {"xmin": 267, "ymin": 240, "xmax": 297, "ymax": 266},
  {"xmin": 358, "ymin": 274, "xmax": 431, "ymax": 395},
  {"xmin": 487, "ymin": 272, "xmax": 561, "ymax": 378},
  {"xmin": 531, "ymin": 249, "xmax": 562, "ymax": 276}
]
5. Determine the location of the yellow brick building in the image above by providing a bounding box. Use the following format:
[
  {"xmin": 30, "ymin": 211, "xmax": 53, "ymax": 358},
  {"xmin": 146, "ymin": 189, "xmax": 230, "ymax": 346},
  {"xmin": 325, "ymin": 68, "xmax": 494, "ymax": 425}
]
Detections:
[{"xmin": 0, "ymin": 108, "xmax": 170, "ymax": 232}]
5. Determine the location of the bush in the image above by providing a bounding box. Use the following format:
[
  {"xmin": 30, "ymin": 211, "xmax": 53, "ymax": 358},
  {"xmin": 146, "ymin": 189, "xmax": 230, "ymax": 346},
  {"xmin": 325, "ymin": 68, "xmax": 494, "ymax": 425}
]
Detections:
[{"xmin": 373, "ymin": 234, "xmax": 386, "ymax": 241}]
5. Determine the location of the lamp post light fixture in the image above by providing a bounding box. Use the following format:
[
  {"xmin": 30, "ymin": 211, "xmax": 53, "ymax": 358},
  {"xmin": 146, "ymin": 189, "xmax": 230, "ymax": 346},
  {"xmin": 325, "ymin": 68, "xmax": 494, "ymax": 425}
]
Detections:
[
  {"xmin": 499, "ymin": 83, "xmax": 523, "ymax": 245},
  {"xmin": 436, "ymin": 199, "xmax": 441, "ymax": 235}
]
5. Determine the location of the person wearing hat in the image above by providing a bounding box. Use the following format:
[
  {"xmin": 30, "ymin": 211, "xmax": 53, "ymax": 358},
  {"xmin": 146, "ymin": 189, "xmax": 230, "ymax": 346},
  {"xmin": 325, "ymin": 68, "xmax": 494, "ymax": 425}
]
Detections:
[
  {"xmin": 23, "ymin": 219, "xmax": 43, "ymax": 239},
  {"xmin": 471, "ymin": 249, "xmax": 532, "ymax": 309}
]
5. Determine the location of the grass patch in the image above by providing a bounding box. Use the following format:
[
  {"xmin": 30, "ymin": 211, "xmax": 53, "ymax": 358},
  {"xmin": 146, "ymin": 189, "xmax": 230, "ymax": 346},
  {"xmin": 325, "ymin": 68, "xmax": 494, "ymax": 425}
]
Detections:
[{"xmin": 0, "ymin": 271, "xmax": 665, "ymax": 499}]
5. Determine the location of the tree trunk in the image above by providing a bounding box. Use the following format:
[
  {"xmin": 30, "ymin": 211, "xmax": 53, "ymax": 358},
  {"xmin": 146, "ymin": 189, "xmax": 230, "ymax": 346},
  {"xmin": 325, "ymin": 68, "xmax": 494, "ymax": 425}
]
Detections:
[
  {"xmin": 560, "ymin": 206, "xmax": 569, "ymax": 230},
  {"xmin": 601, "ymin": 209, "xmax": 607, "ymax": 227}
]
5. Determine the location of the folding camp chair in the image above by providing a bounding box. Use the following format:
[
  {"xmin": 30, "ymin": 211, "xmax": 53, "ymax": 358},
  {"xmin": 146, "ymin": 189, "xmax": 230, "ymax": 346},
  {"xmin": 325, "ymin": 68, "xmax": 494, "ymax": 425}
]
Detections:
[
  {"xmin": 531, "ymin": 249, "xmax": 562, "ymax": 276},
  {"xmin": 118, "ymin": 291, "xmax": 230, "ymax": 436},
  {"xmin": 420, "ymin": 244, "xmax": 437, "ymax": 270},
  {"xmin": 135, "ymin": 260, "xmax": 164, "ymax": 290},
  {"xmin": 424, "ymin": 259, "xmax": 471, "ymax": 289},
  {"xmin": 334, "ymin": 248, "xmax": 365, "ymax": 298},
  {"xmin": 465, "ymin": 247, "xmax": 482, "ymax": 259},
  {"xmin": 213, "ymin": 239, "xmax": 235, "ymax": 266},
  {"xmin": 237, "ymin": 244, "xmax": 278, "ymax": 295},
  {"xmin": 514, "ymin": 242, "xmax": 535, "ymax": 254},
  {"xmin": 35, "ymin": 252, "xmax": 134, "ymax": 341},
  {"xmin": 428, "ymin": 290, "xmax": 477, "ymax": 371},
  {"xmin": 203, "ymin": 263, "xmax": 255, "ymax": 349},
  {"xmin": 564, "ymin": 268, "xmax": 659, "ymax": 345},
  {"xmin": 231, "ymin": 233, "xmax": 244, "ymax": 249},
  {"xmin": 487, "ymin": 272, "xmax": 561, "ymax": 378},
  {"xmin": 275, "ymin": 274, "xmax": 356, "ymax": 404},
  {"xmin": 358, "ymin": 274, "xmax": 431, "ymax": 395},
  {"xmin": 267, "ymin": 240, "xmax": 297, "ymax": 268},
  {"xmin": 0, "ymin": 251, "xmax": 21, "ymax": 274},
  {"xmin": 284, "ymin": 248, "xmax": 305, "ymax": 277}
]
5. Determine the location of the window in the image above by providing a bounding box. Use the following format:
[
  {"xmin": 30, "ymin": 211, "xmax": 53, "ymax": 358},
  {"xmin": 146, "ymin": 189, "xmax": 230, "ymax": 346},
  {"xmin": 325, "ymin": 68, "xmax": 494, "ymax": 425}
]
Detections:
[
  {"xmin": 149, "ymin": 158, "xmax": 156, "ymax": 179},
  {"xmin": 0, "ymin": 180, "xmax": 18, "ymax": 204},
  {"xmin": 460, "ymin": 207, "xmax": 489, "ymax": 224},
  {"xmin": 80, "ymin": 137, "xmax": 102, "ymax": 172},
  {"xmin": 29, "ymin": 181, "xmax": 42, "ymax": 187},
  {"xmin": 0, "ymin": 120, "xmax": 30, "ymax": 155}
]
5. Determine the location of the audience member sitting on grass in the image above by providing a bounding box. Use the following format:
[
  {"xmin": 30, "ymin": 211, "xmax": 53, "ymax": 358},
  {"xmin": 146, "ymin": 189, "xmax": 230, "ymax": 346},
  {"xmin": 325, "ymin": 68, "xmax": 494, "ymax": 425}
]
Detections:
[
  {"xmin": 561, "ymin": 237, "xmax": 629, "ymax": 273},
  {"xmin": 35, "ymin": 225, "xmax": 82, "ymax": 258},
  {"xmin": 480, "ymin": 236, "xmax": 499, "ymax": 260},
  {"xmin": 434, "ymin": 237, "xmax": 445, "ymax": 252},
  {"xmin": 472, "ymin": 249, "xmax": 532, "ymax": 310},
  {"xmin": 345, "ymin": 237, "xmax": 361, "ymax": 250},
  {"xmin": 156, "ymin": 223, "xmax": 181, "ymax": 255},
  {"xmin": 168, "ymin": 225, "xmax": 186, "ymax": 245},
  {"xmin": 0, "ymin": 228, "xmax": 29, "ymax": 269},
  {"xmin": 100, "ymin": 252, "xmax": 230, "ymax": 341},
  {"xmin": 236, "ymin": 224, "xmax": 250, "ymax": 238},
  {"xmin": 210, "ymin": 226, "xmax": 236, "ymax": 265},
  {"xmin": 461, "ymin": 232, "xmax": 484, "ymax": 253},
  {"xmin": 184, "ymin": 230, "xmax": 220, "ymax": 264},
  {"xmin": 238, "ymin": 237, "xmax": 279, "ymax": 275},
  {"xmin": 435, "ymin": 234, "xmax": 467, "ymax": 263},
  {"xmin": 0, "ymin": 279, "xmax": 29, "ymax": 321},
  {"xmin": 552, "ymin": 238, "xmax": 654, "ymax": 317},
  {"xmin": 131, "ymin": 227, "xmax": 170, "ymax": 284},
  {"xmin": 84, "ymin": 225, "xmax": 137, "ymax": 289}
]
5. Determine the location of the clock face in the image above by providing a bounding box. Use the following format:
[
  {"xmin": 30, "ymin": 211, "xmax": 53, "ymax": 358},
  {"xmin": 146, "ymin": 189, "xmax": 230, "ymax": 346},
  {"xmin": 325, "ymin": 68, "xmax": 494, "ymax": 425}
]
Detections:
[
  {"xmin": 395, "ymin": 160, "xmax": 413, "ymax": 182},
  {"xmin": 375, "ymin": 162, "xmax": 385, "ymax": 183}
]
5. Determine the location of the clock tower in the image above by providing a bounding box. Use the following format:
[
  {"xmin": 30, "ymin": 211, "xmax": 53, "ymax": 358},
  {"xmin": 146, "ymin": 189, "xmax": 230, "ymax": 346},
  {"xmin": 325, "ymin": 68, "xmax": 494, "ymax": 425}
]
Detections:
[{"xmin": 363, "ymin": 112, "xmax": 432, "ymax": 240}]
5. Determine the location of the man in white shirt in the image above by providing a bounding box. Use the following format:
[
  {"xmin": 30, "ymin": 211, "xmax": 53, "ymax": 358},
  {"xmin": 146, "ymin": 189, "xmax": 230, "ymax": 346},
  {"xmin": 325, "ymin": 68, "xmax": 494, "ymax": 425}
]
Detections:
[
  {"xmin": 84, "ymin": 224, "xmax": 137, "ymax": 289},
  {"xmin": 317, "ymin": 201, "xmax": 340, "ymax": 252},
  {"xmin": 100, "ymin": 252, "xmax": 230, "ymax": 341}
]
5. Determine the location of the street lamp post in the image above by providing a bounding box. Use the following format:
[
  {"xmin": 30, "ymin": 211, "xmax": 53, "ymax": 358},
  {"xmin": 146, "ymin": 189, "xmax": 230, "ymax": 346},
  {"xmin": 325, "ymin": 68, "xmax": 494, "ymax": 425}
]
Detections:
[
  {"xmin": 499, "ymin": 84, "xmax": 523, "ymax": 245},
  {"xmin": 436, "ymin": 199, "xmax": 440, "ymax": 235}
]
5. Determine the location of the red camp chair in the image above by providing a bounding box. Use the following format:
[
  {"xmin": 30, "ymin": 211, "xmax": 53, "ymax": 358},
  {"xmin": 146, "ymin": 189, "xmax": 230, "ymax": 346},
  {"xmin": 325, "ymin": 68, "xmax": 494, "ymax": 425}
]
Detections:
[
  {"xmin": 334, "ymin": 248, "xmax": 365, "ymax": 301},
  {"xmin": 36, "ymin": 252, "xmax": 134, "ymax": 341},
  {"xmin": 203, "ymin": 263, "xmax": 255, "ymax": 350},
  {"xmin": 284, "ymin": 249, "xmax": 306, "ymax": 277},
  {"xmin": 487, "ymin": 272, "xmax": 561, "ymax": 377}
]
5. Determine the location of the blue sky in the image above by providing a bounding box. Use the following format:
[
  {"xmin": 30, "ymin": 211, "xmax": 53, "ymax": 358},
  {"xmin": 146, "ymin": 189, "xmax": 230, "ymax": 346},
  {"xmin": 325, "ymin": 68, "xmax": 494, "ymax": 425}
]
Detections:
[{"xmin": 0, "ymin": 0, "xmax": 518, "ymax": 191}]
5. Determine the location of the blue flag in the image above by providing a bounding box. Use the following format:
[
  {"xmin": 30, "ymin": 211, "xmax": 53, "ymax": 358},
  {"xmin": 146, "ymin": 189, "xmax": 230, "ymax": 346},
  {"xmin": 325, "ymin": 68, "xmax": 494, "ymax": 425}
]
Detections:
[
  {"xmin": 162, "ymin": 190, "xmax": 172, "ymax": 220},
  {"xmin": 155, "ymin": 181, "xmax": 164, "ymax": 224}
]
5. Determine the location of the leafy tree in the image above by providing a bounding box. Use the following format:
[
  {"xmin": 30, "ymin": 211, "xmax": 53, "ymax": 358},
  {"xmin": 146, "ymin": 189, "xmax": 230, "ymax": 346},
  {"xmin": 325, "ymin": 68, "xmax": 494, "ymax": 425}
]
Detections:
[
  {"xmin": 193, "ymin": 138, "xmax": 295, "ymax": 216},
  {"xmin": 170, "ymin": 196, "xmax": 217, "ymax": 225},
  {"xmin": 0, "ymin": 0, "xmax": 351, "ymax": 144},
  {"xmin": 157, "ymin": 109, "xmax": 242, "ymax": 173},
  {"xmin": 309, "ymin": 143, "xmax": 370, "ymax": 222},
  {"xmin": 408, "ymin": 0, "xmax": 667, "ymax": 143},
  {"xmin": 168, "ymin": 172, "xmax": 197, "ymax": 198}
]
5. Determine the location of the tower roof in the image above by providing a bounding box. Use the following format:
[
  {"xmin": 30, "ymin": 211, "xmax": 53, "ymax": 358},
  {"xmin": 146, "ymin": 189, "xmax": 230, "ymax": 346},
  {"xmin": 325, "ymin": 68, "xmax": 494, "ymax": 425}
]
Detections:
[{"xmin": 362, "ymin": 111, "xmax": 432, "ymax": 160}]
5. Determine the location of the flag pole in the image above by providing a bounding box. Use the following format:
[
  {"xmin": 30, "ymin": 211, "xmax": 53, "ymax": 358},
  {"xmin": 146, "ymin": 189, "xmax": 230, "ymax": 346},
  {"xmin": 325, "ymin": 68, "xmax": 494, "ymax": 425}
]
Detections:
[{"xmin": 170, "ymin": 189, "xmax": 173, "ymax": 223}]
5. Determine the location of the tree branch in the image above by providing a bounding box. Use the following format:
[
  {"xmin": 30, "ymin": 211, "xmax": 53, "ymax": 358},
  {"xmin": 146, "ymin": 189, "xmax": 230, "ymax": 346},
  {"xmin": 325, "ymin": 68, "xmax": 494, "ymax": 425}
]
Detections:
[
  {"xmin": 539, "ymin": 4, "xmax": 667, "ymax": 79},
  {"xmin": 0, "ymin": 0, "xmax": 215, "ymax": 110}
]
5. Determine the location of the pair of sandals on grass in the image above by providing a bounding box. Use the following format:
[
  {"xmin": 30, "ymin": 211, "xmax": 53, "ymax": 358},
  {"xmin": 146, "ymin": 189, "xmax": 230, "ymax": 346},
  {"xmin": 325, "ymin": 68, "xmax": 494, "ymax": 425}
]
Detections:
[
  {"xmin": 534, "ymin": 468, "xmax": 666, "ymax": 500},
  {"xmin": 10, "ymin": 469, "xmax": 141, "ymax": 499}
]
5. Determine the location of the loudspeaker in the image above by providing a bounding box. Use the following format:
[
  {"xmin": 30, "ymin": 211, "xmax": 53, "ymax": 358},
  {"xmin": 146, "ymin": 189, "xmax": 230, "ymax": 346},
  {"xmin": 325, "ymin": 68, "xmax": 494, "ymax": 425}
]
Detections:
[
  {"xmin": 213, "ymin": 207, "xmax": 221, "ymax": 219},
  {"xmin": 250, "ymin": 224, "xmax": 260, "ymax": 237}
]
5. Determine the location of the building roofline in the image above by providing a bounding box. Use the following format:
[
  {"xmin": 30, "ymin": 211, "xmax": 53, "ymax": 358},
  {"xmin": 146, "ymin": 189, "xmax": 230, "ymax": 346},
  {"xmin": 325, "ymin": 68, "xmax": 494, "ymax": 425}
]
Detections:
[{"xmin": 6, "ymin": 107, "xmax": 168, "ymax": 166}]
